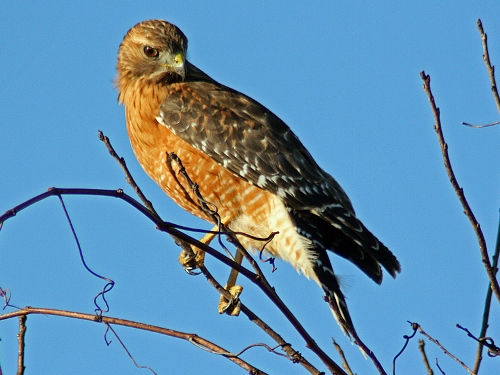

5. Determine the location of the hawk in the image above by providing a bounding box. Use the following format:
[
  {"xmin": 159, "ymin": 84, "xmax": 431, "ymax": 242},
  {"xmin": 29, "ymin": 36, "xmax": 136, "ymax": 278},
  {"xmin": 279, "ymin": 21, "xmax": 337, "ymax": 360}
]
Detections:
[{"xmin": 116, "ymin": 20, "xmax": 400, "ymax": 333}]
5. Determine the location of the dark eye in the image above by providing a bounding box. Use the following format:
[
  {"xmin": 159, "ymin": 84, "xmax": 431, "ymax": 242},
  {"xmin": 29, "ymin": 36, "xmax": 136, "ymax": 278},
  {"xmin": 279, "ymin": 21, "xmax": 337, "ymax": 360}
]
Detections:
[{"xmin": 143, "ymin": 46, "xmax": 159, "ymax": 58}]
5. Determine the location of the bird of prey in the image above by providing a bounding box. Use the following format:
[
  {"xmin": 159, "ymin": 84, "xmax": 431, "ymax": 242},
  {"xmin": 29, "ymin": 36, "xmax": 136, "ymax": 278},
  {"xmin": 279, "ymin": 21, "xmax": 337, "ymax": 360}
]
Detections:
[{"xmin": 116, "ymin": 19, "xmax": 400, "ymax": 334}]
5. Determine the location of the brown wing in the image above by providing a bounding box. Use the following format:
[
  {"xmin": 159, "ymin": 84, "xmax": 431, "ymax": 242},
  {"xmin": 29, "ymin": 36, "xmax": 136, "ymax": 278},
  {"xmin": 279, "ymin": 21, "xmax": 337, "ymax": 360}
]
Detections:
[{"xmin": 157, "ymin": 63, "xmax": 400, "ymax": 281}]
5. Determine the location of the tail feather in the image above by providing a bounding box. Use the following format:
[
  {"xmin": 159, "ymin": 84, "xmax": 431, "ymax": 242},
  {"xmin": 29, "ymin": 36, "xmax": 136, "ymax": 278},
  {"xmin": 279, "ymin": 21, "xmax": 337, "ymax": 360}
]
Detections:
[
  {"xmin": 310, "ymin": 211, "xmax": 400, "ymax": 283},
  {"xmin": 312, "ymin": 249, "xmax": 354, "ymax": 335},
  {"xmin": 286, "ymin": 204, "xmax": 400, "ymax": 335}
]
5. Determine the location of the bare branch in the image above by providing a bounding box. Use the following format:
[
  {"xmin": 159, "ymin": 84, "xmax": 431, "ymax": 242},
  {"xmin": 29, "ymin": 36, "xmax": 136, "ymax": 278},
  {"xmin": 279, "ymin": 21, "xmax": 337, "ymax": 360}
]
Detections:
[
  {"xmin": 0, "ymin": 188, "xmax": 257, "ymax": 283},
  {"xmin": 98, "ymin": 130, "xmax": 158, "ymax": 215},
  {"xmin": 332, "ymin": 339, "xmax": 355, "ymax": 375},
  {"xmin": 477, "ymin": 19, "xmax": 500, "ymax": 115},
  {"xmin": 1, "ymin": 307, "xmax": 266, "ymax": 374},
  {"xmin": 420, "ymin": 71, "xmax": 500, "ymax": 304},
  {"xmin": 418, "ymin": 340, "xmax": 434, "ymax": 375},
  {"xmin": 415, "ymin": 323, "xmax": 473, "ymax": 374},
  {"xmin": 473, "ymin": 212, "xmax": 500, "ymax": 373},
  {"xmin": 17, "ymin": 315, "xmax": 27, "ymax": 375}
]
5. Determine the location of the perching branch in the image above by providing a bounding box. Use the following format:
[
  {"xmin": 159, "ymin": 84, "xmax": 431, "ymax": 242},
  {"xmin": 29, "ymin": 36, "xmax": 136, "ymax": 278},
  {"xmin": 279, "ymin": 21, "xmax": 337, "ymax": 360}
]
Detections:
[{"xmin": 172, "ymin": 235, "xmax": 322, "ymax": 374}]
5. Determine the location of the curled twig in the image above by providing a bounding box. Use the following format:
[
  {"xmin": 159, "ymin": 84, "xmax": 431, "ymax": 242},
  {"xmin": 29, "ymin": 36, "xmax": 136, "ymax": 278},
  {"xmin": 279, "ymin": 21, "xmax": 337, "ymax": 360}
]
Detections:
[
  {"xmin": 393, "ymin": 322, "xmax": 418, "ymax": 375},
  {"xmin": 457, "ymin": 324, "xmax": 500, "ymax": 358},
  {"xmin": 56, "ymin": 193, "xmax": 115, "ymax": 316},
  {"xmin": 0, "ymin": 287, "xmax": 19, "ymax": 310}
]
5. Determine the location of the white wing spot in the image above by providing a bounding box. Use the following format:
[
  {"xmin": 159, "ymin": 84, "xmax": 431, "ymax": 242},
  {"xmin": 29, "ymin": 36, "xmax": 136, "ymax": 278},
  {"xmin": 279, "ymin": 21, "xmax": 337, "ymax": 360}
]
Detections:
[
  {"xmin": 156, "ymin": 116, "xmax": 167, "ymax": 127},
  {"xmin": 277, "ymin": 187, "xmax": 287, "ymax": 198},
  {"xmin": 257, "ymin": 174, "xmax": 267, "ymax": 187}
]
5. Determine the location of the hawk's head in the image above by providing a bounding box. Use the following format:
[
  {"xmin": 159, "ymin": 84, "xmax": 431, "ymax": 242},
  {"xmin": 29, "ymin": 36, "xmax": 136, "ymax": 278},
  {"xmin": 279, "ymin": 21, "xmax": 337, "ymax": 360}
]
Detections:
[{"xmin": 116, "ymin": 20, "xmax": 187, "ymax": 90}]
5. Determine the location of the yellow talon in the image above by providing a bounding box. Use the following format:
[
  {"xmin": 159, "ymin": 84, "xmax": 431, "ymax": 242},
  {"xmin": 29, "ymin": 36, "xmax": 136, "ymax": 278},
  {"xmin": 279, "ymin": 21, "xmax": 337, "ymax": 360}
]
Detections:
[
  {"xmin": 178, "ymin": 247, "xmax": 206, "ymax": 271},
  {"xmin": 218, "ymin": 284, "xmax": 243, "ymax": 316}
]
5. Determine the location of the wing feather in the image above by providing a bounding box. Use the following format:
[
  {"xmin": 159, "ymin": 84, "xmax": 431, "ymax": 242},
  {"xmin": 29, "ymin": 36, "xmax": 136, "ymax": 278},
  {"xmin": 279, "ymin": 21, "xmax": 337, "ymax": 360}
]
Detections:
[{"xmin": 158, "ymin": 76, "xmax": 354, "ymax": 216}]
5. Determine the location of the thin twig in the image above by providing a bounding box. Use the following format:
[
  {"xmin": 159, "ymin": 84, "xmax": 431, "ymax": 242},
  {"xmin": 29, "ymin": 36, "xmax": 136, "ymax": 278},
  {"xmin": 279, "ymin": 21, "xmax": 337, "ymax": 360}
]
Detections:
[
  {"xmin": 462, "ymin": 121, "xmax": 500, "ymax": 128},
  {"xmin": 98, "ymin": 131, "xmax": 158, "ymax": 216},
  {"xmin": 435, "ymin": 359, "xmax": 445, "ymax": 375},
  {"xmin": 420, "ymin": 71, "xmax": 500, "ymax": 304},
  {"xmin": 332, "ymin": 339, "xmax": 355, "ymax": 375},
  {"xmin": 477, "ymin": 19, "xmax": 500, "ymax": 115},
  {"xmin": 1, "ymin": 307, "xmax": 266, "ymax": 375},
  {"xmin": 105, "ymin": 323, "xmax": 156, "ymax": 375},
  {"xmin": 17, "ymin": 315, "xmax": 27, "ymax": 375},
  {"xmin": 56, "ymin": 194, "xmax": 115, "ymax": 315},
  {"xmin": 418, "ymin": 339, "xmax": 434, "ymax": 375},
  {"xmin": 415, "ymin": 323, "xmax": 472, "ymax": 374}
]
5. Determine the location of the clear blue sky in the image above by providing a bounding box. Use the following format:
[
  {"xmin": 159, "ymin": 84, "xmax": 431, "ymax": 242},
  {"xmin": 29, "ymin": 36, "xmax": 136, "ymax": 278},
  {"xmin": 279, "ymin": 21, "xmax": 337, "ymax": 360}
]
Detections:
[{"xmin": 1, "ymin": 2, "xmax": 499, "ymax": 374}]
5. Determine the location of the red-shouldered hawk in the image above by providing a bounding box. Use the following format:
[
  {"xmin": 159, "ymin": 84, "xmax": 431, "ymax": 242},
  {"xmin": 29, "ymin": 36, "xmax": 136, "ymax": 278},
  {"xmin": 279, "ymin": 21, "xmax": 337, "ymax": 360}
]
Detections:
[{"xmin": 116, "ymin": 20, "xmax": 400, "ymax": 334}]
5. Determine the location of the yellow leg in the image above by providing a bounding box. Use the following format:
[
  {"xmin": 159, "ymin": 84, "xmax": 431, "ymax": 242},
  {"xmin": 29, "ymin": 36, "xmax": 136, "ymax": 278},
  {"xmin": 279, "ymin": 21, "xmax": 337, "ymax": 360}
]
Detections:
[
  {"xmin": 218, "ymin": 248, "xmax": 244, "ymax": 316},
  {"xmin": 177, "ymin": 220, "xmax": 244, "ymax": 316}
]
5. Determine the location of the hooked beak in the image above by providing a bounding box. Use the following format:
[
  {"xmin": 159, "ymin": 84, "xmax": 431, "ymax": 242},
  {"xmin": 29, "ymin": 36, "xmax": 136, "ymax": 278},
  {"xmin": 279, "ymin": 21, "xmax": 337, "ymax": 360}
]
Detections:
[{"xmin": 160, "ymin": 52, "xmax": 185, "ymax": 81}]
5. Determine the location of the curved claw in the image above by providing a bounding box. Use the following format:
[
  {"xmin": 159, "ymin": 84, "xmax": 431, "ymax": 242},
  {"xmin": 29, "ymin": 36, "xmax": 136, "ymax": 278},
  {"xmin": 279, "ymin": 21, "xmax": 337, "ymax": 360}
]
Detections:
[
  {"xmin": 178, "ymin": 247, "xmax": 206, "ymax": 274},
  {"xmin": 218, "ymin": 285, "xmax": 243, "ymax": 316}
]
